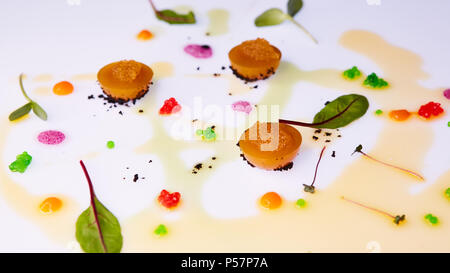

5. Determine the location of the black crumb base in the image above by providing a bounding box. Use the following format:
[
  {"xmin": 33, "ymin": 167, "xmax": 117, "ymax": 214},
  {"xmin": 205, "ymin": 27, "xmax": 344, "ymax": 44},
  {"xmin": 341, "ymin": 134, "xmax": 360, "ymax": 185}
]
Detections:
[
  {"xmin": 229, "ymin": 66, "xmax": 275, "ymax": 82},
  {"xmin": 240, "ymin": 153, "xmax": 294, "ymax": 171},
  {"xmin": 273, "ymin": 162, "xmax": 293, "ymax": 171},
  {"xmin": 97, "ymin": 83, "xmax": 150, "ymax": 105}
]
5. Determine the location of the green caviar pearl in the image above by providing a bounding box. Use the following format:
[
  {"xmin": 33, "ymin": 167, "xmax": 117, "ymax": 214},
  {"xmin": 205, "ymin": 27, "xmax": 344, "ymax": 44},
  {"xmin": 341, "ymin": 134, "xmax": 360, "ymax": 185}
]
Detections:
[
  {"xmin": 106, "ymin": 140, "xmax": 115, "ymax": 149},
  {"xmin": 9, "ymin": 151, "xmax": 32, "ymax": 173},
  {"xmin": 343, "ymin": 66, "xmax": 361, "ymax": 80},
  {"xmin": 363, "ymin": 73, "xmax": 388, "ymax": 88},
  {"xmin": 425, "ymin": 214, "xmax": 439, "ymax": 225},
  {"xmin": 375, "ymin": 109, "xmax": 383, "ymax": 115},
  {"xmin": 296, "ymin": 198, "xmax": 307, "ymax": 208},
  {"xmin": 445, "ymin": 188, "xmax": 450, "ymax": 199},
  {"xmin": 154, "ymin": 224, "xmax": 168, "ymax": 236}
]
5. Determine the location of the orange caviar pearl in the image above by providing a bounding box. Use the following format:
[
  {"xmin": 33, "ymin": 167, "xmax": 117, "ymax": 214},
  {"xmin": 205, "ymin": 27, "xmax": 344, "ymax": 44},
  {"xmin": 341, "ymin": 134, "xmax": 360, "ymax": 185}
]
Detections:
[
  {"xmin": 137, "ymin": 29, "xmax": 153, "ymax": 41},
  {"xmin": 389, "ymin": 109, "xmax": 411, "ymax": 121},
  {"xmin": 39, "ymin": 197, "xmax": 63, "ymax": 214},
  {"xmin": 260, "ymin": 192, "xmax": 282, "ymax": 209},
  {"xmin": 53, "ymin": 81, "xmax": 74, "ymax": 95}
]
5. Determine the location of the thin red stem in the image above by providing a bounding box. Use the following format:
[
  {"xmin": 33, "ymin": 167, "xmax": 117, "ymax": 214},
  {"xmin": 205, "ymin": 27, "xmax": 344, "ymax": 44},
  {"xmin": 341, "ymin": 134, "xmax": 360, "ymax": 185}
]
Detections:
[
  {"xmin": 310, "ymin": 146, "xmax": 326, "ymax": 187},
  {"xmin": 279, "ymin": 98, "xmax": 359, "ymax": 128},
  {"xmin": 80, "ymin": 160, "xmax": 108, "ymax": 253},
  {"xmin": 360, "ymin": 151, "xmax": 425, "ymax": 181},
  {"xmin": 341, "ymin": 196, "xmax": 396, "ymax": 219}
]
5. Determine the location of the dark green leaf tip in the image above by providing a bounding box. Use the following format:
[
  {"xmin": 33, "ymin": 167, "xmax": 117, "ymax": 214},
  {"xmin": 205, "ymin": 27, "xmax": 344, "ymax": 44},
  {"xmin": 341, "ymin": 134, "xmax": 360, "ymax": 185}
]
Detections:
[
  {"xmin": 287, "ymin": 0, "xmax": 303, "ymax": 17},
  {"xmin": 352, "ymin": 144, "xmax": 363, "ymax": 155},
  {"xmin": 394, "ymin": 215, "xmax": 406, "ymax": 225},
  {"xmin": 8, "ymin": 103, "xmax": 32, "ymax": 121},
  {"xmin": 303, "ymin": 184, "xmax": 315, "ymax": 194}
]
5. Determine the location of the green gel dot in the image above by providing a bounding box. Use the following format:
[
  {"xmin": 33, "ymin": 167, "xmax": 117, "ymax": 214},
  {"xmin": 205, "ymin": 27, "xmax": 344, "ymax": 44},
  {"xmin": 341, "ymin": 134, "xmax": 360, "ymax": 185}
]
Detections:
[
  {"xmin": 447, "ymin": 121, "xmax": 450, "ymax": 127},
  {"xmin": 296, "ymin": 198, "xmax": 307, "ymax": 208},
  {"xmin": 196, "ymin": 129, "xmax": 203, "ymax": 136},
  {"xmin": 445, "ymin": 188, "xmax": 450, "ymax": 199},
  {"xmin": 9, "ymin": 151, "xmax": 32, "ymax": 173},
  {"xmin": 154, "ymin": 224, "xmax": 168, "ymax": 236},
  {"xmin": 106, "ymin": 141, "xmax": 115, "ymax": 149},
  {"xmin": 375, "ymin": 109, "xmax": 383, "ymax": 115},
  {"xmin": 425, "ymin": 214, "xmax": 439, "ymax": 225}
]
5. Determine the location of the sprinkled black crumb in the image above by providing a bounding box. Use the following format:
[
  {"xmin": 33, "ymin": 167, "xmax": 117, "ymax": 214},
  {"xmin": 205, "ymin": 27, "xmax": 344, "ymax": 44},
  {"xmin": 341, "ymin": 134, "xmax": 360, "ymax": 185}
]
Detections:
[
  {"xmin": 194, "ymin": 163, "xmax": 203, "ymax": 170},
  {"xmin": 273, "ymin": 162, "xmax": 294, "ymax": 171},
  {"xmin": 240, "ymin": 154, "xmax": 255, "ymax": 168},
  {"xmin": 138, "ymin": 109, "xmax": 144, "ymax": 113},
  {"xmin": 228, "ymin": 92, "xmax": 232, "ymax": 96},
  {"xmin": 325, "ymin": 132, "xmax": 332, "ymax": 136},
  {"xmin": 325, "ymin": 140, "xmax": 331, "ymax": 143},
  {"xmin": 331, "ymin": 151, "xmax": 336, "ymax": 157},
  {"xmin": 211, "ymin": 125, "xmax": 216, "ymax": 130},
  {"xmin": 325, "ymin": 101, "xmax": 330, "ymax": 105},
  {"xmin": 192, "ymin": 119, "xmax": 198, "ymax": 122},
  {"xmin": 221, "ymin": 66, "xmax": 226, "ymax": 70},
  {"xmin": 312, "ymin": 136, "xmax": 319, "ymax": 141},
  {"xmin": 126, "ymin": 167, "xmax": 130, "ymax": 169},
  {"xmin": 196, "ymin": 67, "xmax": 200, "ymax": 71},
  {"xmin": 208, "ymin": 165, "xmax": 212, "ymax": 169},
  {"xmin": 192, "ymin": 170, "xmax": 198, "ymax": 174},
  {"xmin": 213, "ymin": 73, "xmax": 221, "ymax": 77},
  {"xmin": 314, "ymin": 129, "xmax": 322, "ymax": 134},
  {"xmin": 338, "ymin": 135, "xmax": 342, "ymax": 137},
  {"xmin": 133, "ymin": 174, "xmax": 139, "ymax": 182},
  {"xmin": 229, "ymin": 66, "xmax": 275, "ymax": 82},
  {"xmin": 201, "ymin": 45, "xmax": 210, "ymax": 49},
  {"xmin": 236, "ymin": 142, "xmax": 240, "ymax": 147},
  {"xmin": 212, "ymin": 157, "xmax": 216, "ymax": 160},
  {"xmin": 88, "ymin": 95, "xmax": 94, "ymax": 99},
  {"xmin": 149, "ymin": 160, "xmax": 152, "ymax": 163},
  {"xmin": 119, "ymin": 111, "xmax": 123, "ymax": 115},
  {"xmin": 253, "ymin": 85, "xmax": 258, "ymax": 89}
]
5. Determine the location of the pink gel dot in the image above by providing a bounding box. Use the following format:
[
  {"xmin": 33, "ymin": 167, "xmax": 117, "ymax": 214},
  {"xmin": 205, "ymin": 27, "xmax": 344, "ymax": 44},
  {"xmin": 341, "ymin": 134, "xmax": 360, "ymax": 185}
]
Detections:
[
  {"xmin": 443, "ymin": 89, "xmax": 450, "ymax": 100},
  {"xmin": 184, "ymin": 44, "xmax": 213, "ymax": 59},
  {"xmin": 232, "ymin": 101, "xmax": 252, "ymax": 114},
  {"xmin": 38, "ymin": 130, "xmax": 65, "ymax": 145}
]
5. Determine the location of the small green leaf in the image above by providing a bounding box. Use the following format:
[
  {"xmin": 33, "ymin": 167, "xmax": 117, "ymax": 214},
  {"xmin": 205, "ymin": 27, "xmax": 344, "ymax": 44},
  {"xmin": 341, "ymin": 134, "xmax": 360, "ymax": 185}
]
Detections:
[
  {"xmin": 255, "ymin": 8, "xmax": 288, "ymax": 27},
  {"xmin": 303, "ymin": 184, "xmax": 315, "ymax": 193},
  {"xmin": 312, "ymin": 94, "xmax": 369, "ymax": 129},
  {"xmin": 156, "ymin": 9, "xmax": 196, "ymax": 24},
  {"xmin": 9, "ymin": 103, "xmax": 32, "ymax": 121},
  {"xmin": 31, "ymin": 102, "xmax": 47, "ymax": 121},
  {"xmin": 352, "ymin": 144, "xmax": 363, "ymax": 155},
  {"xmin": 76, "ymin": 197, "xmax": 123, "ymax": 253},
  {"xmin": 287, "ymin": 0, "xmax": 303, "ymax": 17}
]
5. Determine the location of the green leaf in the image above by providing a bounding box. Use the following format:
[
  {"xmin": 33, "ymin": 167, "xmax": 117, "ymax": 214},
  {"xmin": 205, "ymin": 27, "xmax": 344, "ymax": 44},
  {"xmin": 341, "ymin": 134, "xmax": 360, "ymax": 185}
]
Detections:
[
  {"xmin": 156, "ymin": 9, "xmax": 196, "ymax": 24},
  {"xmin": 149, "ymin": 0, "xmax": 195, "ymax": 24},
  {"xmin": 287, "ymin": 0, "xmax": 303, "ymax": 17},
  {"xmin": 76, "ymin": 197, "xmax": 123, "ymax": 253},
  {"xmin": 255, "ymin": 8, "xmax": 288, "ymax": 27},
  {"xmin": 312, "ymin": 94, "xmax": 369, "ymax": 129},
  {"xmin": 31, "ymin": 102, "xmax": 47, "ymax": 121},
  {"xmin": 9, "ymin": 102, "xmax": 32, "ymax": 121}
]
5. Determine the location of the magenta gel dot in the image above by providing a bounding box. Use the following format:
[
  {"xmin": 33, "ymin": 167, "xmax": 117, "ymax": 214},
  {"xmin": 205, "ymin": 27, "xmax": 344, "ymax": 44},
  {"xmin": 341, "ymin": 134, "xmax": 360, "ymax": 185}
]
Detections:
[
  {"xmin": 38, "ymin": 130, "xmax": 65, "ymax": 145},
  {"xmin": 232, "ymin": 101, "xmax": 252, "ymax": 114},
  {"xmin": 184, "ymin": 44, "xmax": 213, "ymax": 59},
  {"xmin": 443, "ymin": 89, "xmax": 450, "ymax": 100}
]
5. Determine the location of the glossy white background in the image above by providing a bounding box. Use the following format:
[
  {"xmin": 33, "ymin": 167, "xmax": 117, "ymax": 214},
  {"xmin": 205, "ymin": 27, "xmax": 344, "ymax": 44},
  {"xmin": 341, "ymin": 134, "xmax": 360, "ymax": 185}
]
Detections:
[{"xmin": 0, "ymin": 0, "xmax": 449, "ymax": 252}]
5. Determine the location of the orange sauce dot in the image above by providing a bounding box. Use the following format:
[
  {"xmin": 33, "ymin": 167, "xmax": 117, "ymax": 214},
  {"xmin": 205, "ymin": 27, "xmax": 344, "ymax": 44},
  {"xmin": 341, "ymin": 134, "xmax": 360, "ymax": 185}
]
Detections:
[
  {"xmin": 260, "ymin": 192, "xmax": 282, "ymax": 209},
  {"xmin": 39, "ymin": 197, "xmax": 63, "ymax": 214},
  {"xmin": 53, "ymin": 81, "xmax": 74, "ymax": 95},
  {"xmin": 137, "ymin": 30, "xmax": 154, "ymax": 41},
  {"xmin": 389, "ymin": 109, "xmax": 411, "ymax": 121}
]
